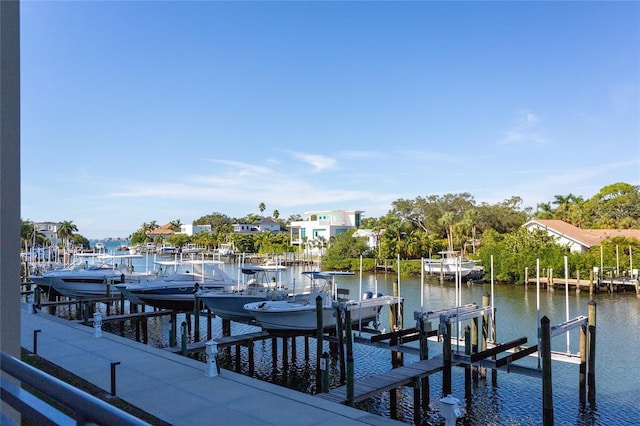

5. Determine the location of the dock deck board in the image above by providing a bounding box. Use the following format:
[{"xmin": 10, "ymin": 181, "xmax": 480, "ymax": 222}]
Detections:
[{"xmin": 317, "ymin": 357, "xmax": 446, "ymax": 404}]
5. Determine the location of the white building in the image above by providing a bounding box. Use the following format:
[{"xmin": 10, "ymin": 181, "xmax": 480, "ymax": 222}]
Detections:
[
  {"xmin": 33, "ymin": 221, "xmax": 60, "ymax": 246},
  {"xmin": 180, "ymin": 224, "xmax": 212, "ymax": 236},
  {"xmin": 289, "ymin": 210, "xmax": 363, "ymax": 254},
  {"xmin": 353, "ymin": 229, "xmax": 380, "ymax": 251},
  {"xmin": 233, "ymin": 218, "xmax": 281, "ymax": 234}
]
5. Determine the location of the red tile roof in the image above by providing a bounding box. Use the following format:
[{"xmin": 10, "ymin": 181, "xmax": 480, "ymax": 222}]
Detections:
[{"xmin": 526, "ymin": 219, "xmax": 640, "ymax": 248}]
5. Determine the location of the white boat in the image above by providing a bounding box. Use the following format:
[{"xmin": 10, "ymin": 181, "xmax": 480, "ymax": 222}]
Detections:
[
  {"xmin": 423, "ymin": 251, "xmax": 484, "ymax": 280},
  {"xmin": 181, "ymin": 244, "xmax": 205, "ymax": 254},
  {"xmin": 40, "ymin": 254, "xmax": 155, "ymax": 298},
  {"xmin": 243, "ymin": 271, "xmax": 397, "ymax": 336},
  {"xmin": 116, "ymin": 259, "xmax": 241, "ymax": 311},
  {"xmin": 197, "ymin": 264, "xmax": 310, "ymax": 323}
]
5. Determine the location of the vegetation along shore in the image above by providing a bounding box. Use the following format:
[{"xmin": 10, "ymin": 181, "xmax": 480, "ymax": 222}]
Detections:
[{"xmin": 22, "ymin": 182, "xmax": 640, "ymax": 284}]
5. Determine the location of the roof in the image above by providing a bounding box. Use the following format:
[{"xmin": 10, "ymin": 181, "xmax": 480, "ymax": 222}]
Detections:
[
  {"xmin": 146, "ymin": 223, "xmax": 175, "ymax": 236},
  {"xmin": 524, "ymin": 219, "xmax": 640, "ymax": 248}
]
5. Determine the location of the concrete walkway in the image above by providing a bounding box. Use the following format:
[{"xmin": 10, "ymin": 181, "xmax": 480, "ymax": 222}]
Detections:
[{"xmin": 20, "ymin": 305, "xmax": 401, "ymax": 425}]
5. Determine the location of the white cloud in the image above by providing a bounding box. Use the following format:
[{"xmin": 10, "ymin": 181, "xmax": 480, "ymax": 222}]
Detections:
[
  {"xmin": 291, "ymin": 152, "xmax": 337, "ymax": 172},
  {"xmin": 498, "ymin": 110, "xmax": 546, "ymax": 146}
]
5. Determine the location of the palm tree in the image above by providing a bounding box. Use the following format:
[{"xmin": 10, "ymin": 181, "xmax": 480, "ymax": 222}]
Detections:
[
  {"xmin": 258, "ymin": 202, "xmax": 266, "ymax": 217},
  {"xmin": 169, "ymin": 219, "xmax": 182, "ymax": 232},
  {"xmin": 438, "ymin": 212, "xmax": 455, "ymax": 252},
  {"xmin": 463, "ymin": 209, "xmax": 479, "ymax": 255},
  {"xmin": 273, "ymin": 209, "xmax": 280, "ymax": 220},
  {"xmin": 57, "ymin": 220, "xmax": 78, "ymax": 249}
]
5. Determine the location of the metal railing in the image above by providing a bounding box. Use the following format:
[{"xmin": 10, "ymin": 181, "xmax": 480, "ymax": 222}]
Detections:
[{"xmin": 0, "ymin": 351, "xmax": 149, "ymax": 425}]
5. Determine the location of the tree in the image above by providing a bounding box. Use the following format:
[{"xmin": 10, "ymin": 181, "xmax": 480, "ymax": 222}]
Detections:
[
  {"xmin": 259, "ymin": 202, "xmax": 266, "ymax": 217},
  {"xmin": 169, "ymin": 219, "xmax": 182, "ymax": 232},
  {"xmin": 273, "ymin": 209, "xmax": 280, "ymax": 220},
  {"xmin": 438, "ymin": 212, "xmax": 455, "ymax": 252},
  {"xmin": 585, "ymin": 182, "xmax": 640, "ymax": 228},
  {"xmin": 57, "ymin": 220, "xmax": 78, "ymax": 248}
]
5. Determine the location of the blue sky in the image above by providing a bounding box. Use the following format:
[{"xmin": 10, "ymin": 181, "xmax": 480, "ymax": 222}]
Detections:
[{"xmin": 21, "ymin": 2, "xmax": 639, "ymax": 240}]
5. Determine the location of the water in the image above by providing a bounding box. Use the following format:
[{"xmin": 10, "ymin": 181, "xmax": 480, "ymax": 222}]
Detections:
[{"xmin": 83, "ymin": 246, "xmax": 640, "ymax": 424}]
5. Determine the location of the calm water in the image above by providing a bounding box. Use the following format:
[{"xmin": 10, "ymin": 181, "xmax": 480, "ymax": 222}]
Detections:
[{"xmin": 85, "ymin": 247, "xmax": 640, "ymax": 425}]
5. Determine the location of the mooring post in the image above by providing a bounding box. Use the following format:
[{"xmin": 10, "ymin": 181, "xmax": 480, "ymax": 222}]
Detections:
[
  {"xmin": 345, "ymin": 310, "xmax": 354, "ymax": 406},
  {"xmin": 142, "ymin": 315, "xmax": 148, "ymax": 344},
  {"xmin": 181, "ymin": 321, "xmax": 187, "ymax": 356},
  {"xmin": 413, "ymin": 379, "xmax": 422, "ymax": 425},
  {"xmin": 304, "ymin": 335, "xmax": 310, "ymax": 361},
  {"xmin": 170, "ymin": 311, "xmax": 177, "ymax": 347},
  {"xmin": 587, "ymin": 300, "xmax": 597, "ymax": 405},
  {"xmin": 320, "ymin": 351, "xmax": 330, "ymax": 393},
  {"xmin": 541, "ymin": 316, "xmax": 553, "ymax": 426},
  {"xmin": 579, "ymin": 322, "xmax": 587, "ymax": 404},
  {"xmin": 193, "ymin": 285, "xmax": 200, "ymax": 342},
  {"xmin": 464, "ymin": 325, "xmax": 471, "ymax": 400},
  {"xmin": 282, "ymin": 336, "xmax": 289, "ymax": 371},
  {"xmin": 207, "ymin": 308, "xmax": 213, "ymax": 340},
  {"xmin": 418, "ymin": 316, "xmax": 430, "ymax": 408},
  {"xmin": 441, "ymin": 315, "xmax": 452, "ymax": 396},
  {"xmin": 248, "ymin": 340, "xmax": 255, "ymax": 377},
  {"xmin": 271, "ymin": 337, "xmax": 278, "ymax": 368},
  {"xmin": 471, "ymin": 314, "xmax": 479, "ymax": 381},
  {"xmin": 337, "ymin": 308, "xmax": 346, "ymax": 385},
  {"xmin": 235, "ymin": 344, "xmax": 242, "ymax": 372},
  {"xmin": 481, "ymin": 292, "xmax": 490, "ymax": 378},
  {"xmin": 315, "ymin": 294, "xmax": 323, "ymax": 394}
]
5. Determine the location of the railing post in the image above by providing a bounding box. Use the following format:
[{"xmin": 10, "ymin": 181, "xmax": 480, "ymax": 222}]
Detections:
[
  {"xmin": 110, "ymin": 361, "xmax": 121, "ymax": 396},
  {"xmin": 33, "ymin": 329, "xmax": 41, "ymax": 355},
  {"xmin": 181, "ymin": 321, "xmax": 187, "ymax": 355}
]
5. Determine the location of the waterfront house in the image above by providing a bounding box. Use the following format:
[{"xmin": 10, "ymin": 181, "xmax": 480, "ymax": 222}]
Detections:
[
  {"xmin": 523, "ymin": 219, "xmax": 640, "ymax": 253},
  {"xmin": 233, "ymin": 217, "xmax": 282, "ymax": 235},
  {"xmin": 179, "ymin": 224, "xmax": 212, "ymax": 236},
  {"xmin": 289, "ymin": 210, "xmax": 363, "ymax": 254}
]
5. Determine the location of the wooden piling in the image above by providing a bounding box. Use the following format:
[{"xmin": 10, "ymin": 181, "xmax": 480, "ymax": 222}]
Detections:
[
  {"xmin": 248, "ymin": 340, "xmax": 255, "ymax": 377},
  {"xmin": 541, "ymin": 316, "xmax": 553, "ymax": 426},
  {"xmin": 337, "ymin": 308, "xmax": 346, "ymax": 385},
  {"xmin": 579, "ymin": 323, "xmax": 587, "ymax": 404},
  {"xmin": 418, "ymin": 317, "xmax": 430, "ymax": 408},
  {"xmin": 170, "ymin": 311, "xmax": 177, "ymax": 347},
  {"xmin": 315, "ymin": 295, "xmax": 323, "ymax": 394},
  {"xmin": 587, "ymin": 300, "xmax": 597, "ymax": 405},
  {"xmin": 481, "ymin": 293, "xmax": 489, "ymax": 378},
  {"xmin": 464, "ymin": 325, "xmax": 471, "ymax": 400},
  {"xmin": 282, "ymin": 336, "xmax": 289, "ymax": 371},
  {"xmin": 345, "ymin": 310, "xmax": 354, "ymax": 407},
  {"xmin": 443, "ymin": 319, "xmax": 452, "ymax": 396}
]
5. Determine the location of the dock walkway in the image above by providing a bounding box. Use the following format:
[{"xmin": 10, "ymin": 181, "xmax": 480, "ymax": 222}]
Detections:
[
  {"xmin": 19, "ymin": 305, "xmax": 401, "ymax": 425},
  {"xmin": 317, "ymin": 357, "xmax": 446, "ymax": 404}
]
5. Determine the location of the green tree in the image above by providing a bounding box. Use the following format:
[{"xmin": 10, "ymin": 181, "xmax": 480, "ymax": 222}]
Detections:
[
  {"xmin": 273, "ymin": 209, "xmax": 280, "ymax": 220},
  {"xmin": 169, "ymin": 219, "xmax": 182, "ymax": 232},
  {"xmin": 585, "ymin": 182, "xmax": 640, "ymax": 228},
  {"xmin": 258, "ymin": 202, "xmax": 266, "ymax": 217},
  {"xmin": 57, "ymin": 220, "xmax": 78, "ymax": 249}
]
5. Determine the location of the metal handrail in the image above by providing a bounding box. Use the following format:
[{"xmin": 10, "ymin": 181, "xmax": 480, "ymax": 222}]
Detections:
[{"xmin": 0, "ymin": 351, "xmax": 149, "ymax": 425}]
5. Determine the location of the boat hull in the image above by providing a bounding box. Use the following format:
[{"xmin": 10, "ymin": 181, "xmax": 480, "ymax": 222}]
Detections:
[{"xmin": 245, "ymin": 295, "xmax": 394, "ymax": 336}]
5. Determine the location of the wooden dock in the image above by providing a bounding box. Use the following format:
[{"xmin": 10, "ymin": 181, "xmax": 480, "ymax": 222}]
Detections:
[
  {"xmin": 316, "ymin": 357, "xmax": 448, "ymax": 404},
  {"xmin": 525, "ymin": 276, "xmax": 639, "ymax": 293}
]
